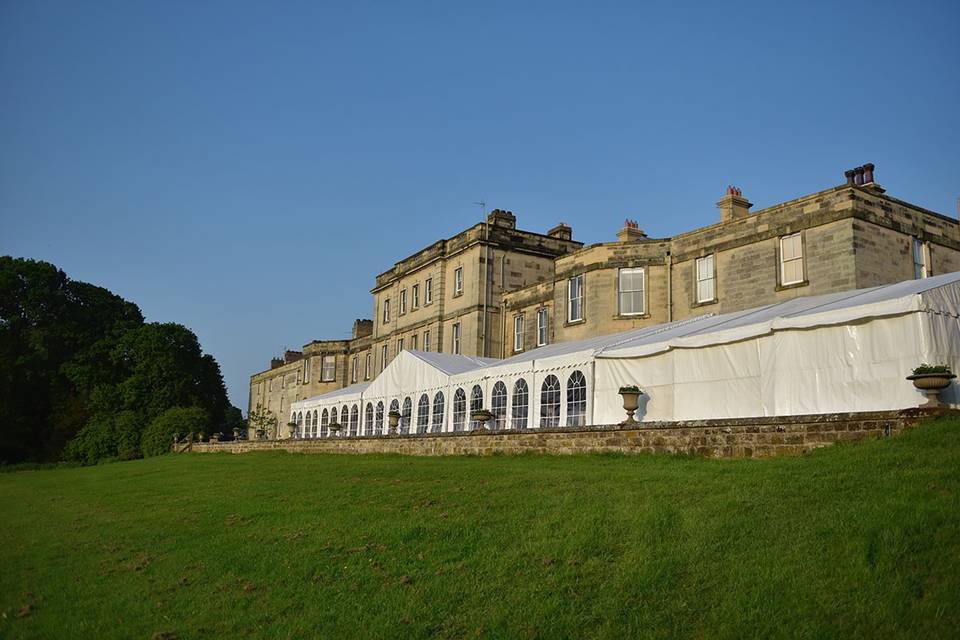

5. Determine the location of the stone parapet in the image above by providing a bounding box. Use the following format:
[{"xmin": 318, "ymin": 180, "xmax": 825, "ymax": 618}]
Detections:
[{"xmin": 192, "ymin": 409, "xmax": 951, "ymax": 459}]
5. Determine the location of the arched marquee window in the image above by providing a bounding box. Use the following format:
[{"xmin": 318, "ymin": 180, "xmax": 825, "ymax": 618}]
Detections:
[
  {"xmin": 350, "ymin": 404, "xmax": 359, "ymax": 436},
  {"xmin": 540, "ymin": 375, "xmax": 560, "ymax": 428},
  {"xmin": 330, "ymin": 406, "xmax": 339, "ymax": 428},
  {"xmin": 491, "ymin": 381, "xmax": 507, "ymax": 431},
  {"xmin": 401, "ymin": 397, "xmax": 412, "ymax": 435},
  {"xmin": 375, "ymin": 401, "xmax": 384, "ymax": 435},
  {"xmin": 417, "ymin": 394, "xmax": 430, "ymax": 434},
  {"xmin": 320, "ymin": 408, "xmax": 329, "ymax": 438},
  {"xmin": 341, "ymin": 405, "xmax": 349, "ymax": 434},
  {"xmin": 296, "ymin": 411, "xmax": 303, "ymax": 438},
  {"xmin": 432, "ymin": 391, "xmax": 445, "ymax": 432},
  {"xmin": 566, "ymin": 370, "xmax": 587, "ymax": 427},
  {"xmin": 453, "ymin": 388, "xmax": 466, "ymax": 432},
  {"xmin": 512, "ymin": 379, "xmax": 529, "ymax": 429},
  {"xmin": 311, "ymin": 410, "xmax": 318, "ymax": 438},
  {"xmin": 365, "ymin": 403, "xmax": 374, "ymax": 436},
  {"xmin": 470, "ymin": 385, "xmax": 483, "ymax": 430}
]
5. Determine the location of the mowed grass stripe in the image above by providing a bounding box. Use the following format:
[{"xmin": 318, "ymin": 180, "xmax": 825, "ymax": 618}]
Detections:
[{"xmin": 1, "ymin": 416, "xmax": 958, "ymax": 639}]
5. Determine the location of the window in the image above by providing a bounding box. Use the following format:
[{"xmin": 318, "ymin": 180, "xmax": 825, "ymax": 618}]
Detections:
[
  {"xmin": 412, "ymin": 284, "xmax": 420, "ymax": 309},
  {"xmin": 381, "ymin": 345, "xmax": 388, "ymax": 372},
  {"xmin": 312, "ymin": 410, "xmax": 318, "ymax": 438},
  {"xmin": 349, "ymin": 405, "xmax": 359, "ymax": 437},
  {"xmin": 321, "ymin": 356, "xmax": 336, "ymax": 382},
  {"xmin": 491, "ymin": 381, "xmax": 507, "ymax": 431},
  {"xmin": 514, "ymin": 315, "xmax": 524, "ymax": 352},
  {"xmin": 365, "ymin": 353, "xmax": 371, "ymax": 380},
  {"xmin": 566, "ymin": 370, "xmax": 587, "ymax": 427},
  {"xmin": 390, "ymin": 399, "xmax": 400, "ymax": 429},
  {"xmin": 423, "ymin": 330, "xmax": 431, "ymax": 352},
  {"xmin": 540, "ymin": 375, "xmax": 561, "ymax": 428},
  {"xmin": 537, "ymin": 308, "xmax": 548, "ymax": 346},
  {"xmin": 453, "ymin": 388, "xmax": 467, "ymax": 431},
  {"xmin": 411, "ymin": 334, "xmax": 418, "ymax": 350},
  {"xmin": 780, "ymin": 233, "xmax": 804, "ymax": 286},
  {"xmin": 351, "ymin": 356, "xmax": 358, "ymax": 383},
  {"xmin": 401, "ymin": 397, "xmax": 412, "ymax": 434},
  {"xmin": 365, "ymin": 403, "xmax": 374, "ymax": 436},
  {"xmin": 568, "ymin": 274, "xmax": 584, "ymax": 322},
  {"xmin": 399, "ymin": 289, "xmax": 407, "ymax": 315},
  {"xmin": 375, "ymin": 401, "xmax": 384, "ymax": 435},
  {"xmin": 342, "ymin": 405, "xmax": 350, "ymax": 434},
  {"xmin": 432, "ymin": 391, "xmax": 445, "ymax": 432},
  {"xmin": 618, "ymin": 267, "xmax": 645, "ymax": 316},
  {"xmin": 383, "ymin": 298, "xmax": 391, "ymax": 323},
  {"xmin": 913, "ymin": 237, "xmax": 929, "ymax": 279},
  {"xmin": 397, "ymin": 337, "xmax": 404, "ymax": 354},
  {"xmin": 303, "ymin": 357, "xmax": 311, "ymax": 384},
  {"xmin": 512, "ymin": 379, "xmax": 529, "ymax": 429},
  {"xmin": 452, "ymin": 322, "xmax": 461, "ymax": 355},
  {"xmin": 454, "ymin": 267, "xmax": 463, "ymax": 296},
  {"xmin": 417, "ymin": 394, "xmax": 429, "ymax": 434},
  {"xmin": 330, "ymin": 406, "xmax": 339, "ymax": 426},
  {"xmin": 425, "ymin": 278, "xmax": 433, "ymax": 304},
  {"xmin": 696, "ymin": 255, "xmax": 716, "ymax": 303},
  {"xmin": 320, "ymin": 408, "xmax": 329, "ymax": 438},
  {"xmin": 470, "ymin": 385, "xmax": 483, "ymax": 430}
]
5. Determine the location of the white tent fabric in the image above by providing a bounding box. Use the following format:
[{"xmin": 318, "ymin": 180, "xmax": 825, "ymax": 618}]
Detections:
[{"xmin": 291, "ymin": 272, "xmax": 960, "ymax": 437}]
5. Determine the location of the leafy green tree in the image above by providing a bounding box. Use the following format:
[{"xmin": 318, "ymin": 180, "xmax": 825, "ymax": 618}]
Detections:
[
  {"xmin": 248, "ymin": 403, "xmax": 277, "ymax": 439},
  {"xmin": 141, "ymin": 407, "xmax": 209, "ymax": 457},
  {"xmin": 63, "ymin": 411, "xmax": 141, "ymax": 464}
]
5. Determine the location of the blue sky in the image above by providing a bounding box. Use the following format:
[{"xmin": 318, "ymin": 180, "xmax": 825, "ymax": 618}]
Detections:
[{"xmin": 2, "ymin": 0, "xmax": 958, "ymax": 411}]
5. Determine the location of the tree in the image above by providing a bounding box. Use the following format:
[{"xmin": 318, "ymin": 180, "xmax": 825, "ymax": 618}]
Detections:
[
  {"xmin": 141, "ymin": 407, "xmax": 209, "ymax": 457},
  {"xmin": 248, "ymin": 404, "xmax": 277, "ymax": 439}
]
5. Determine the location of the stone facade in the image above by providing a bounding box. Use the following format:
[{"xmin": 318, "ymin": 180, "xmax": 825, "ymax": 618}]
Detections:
[
  {"xmin": 250, "ymin": 167, "xmax": 960, "ymax": 424},
  {"xmin": 194, "ymin": 409, "xmax": 950, "ymax": 458},
  {"xmin": 503, "ymin": 182, "xmax": 960, "ymax": 352}
]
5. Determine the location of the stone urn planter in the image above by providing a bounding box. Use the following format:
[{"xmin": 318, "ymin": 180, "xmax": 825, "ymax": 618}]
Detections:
[
  {"xmin": 907, "ymin": 365, "xmax": 955, "ymax": 408},
  {"xmin": 618, "ymin": 386, "xmax": 642, "ymax": 425},
  {"xmin": 232, "ymin": 427, "xmax": 241, "ymax": 440},
  {"xmin": 255, "ymin": 428, "xmax": 266, "ymax": 440},
  {"xmin": 210, "ymin": 433, "xmax": 220, "ymax": 443},
  {"xmin": 287, "ymin": 422, "xmax": 298, "ymax": 439},
  {"xmin": 470, "ymin": 410, "xmax": 493, "ymax": 431},
  {"xmin": 387, "ymin": 411, "xmax": 401, "ymax": 435},
  {"xmin": 330, "ymin": 423, "xmax": 342, "ymax": 437}
]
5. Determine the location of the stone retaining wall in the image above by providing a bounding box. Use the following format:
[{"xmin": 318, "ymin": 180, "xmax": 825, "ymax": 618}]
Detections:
[{"xmin": 191, "ymin": 409, "xmax": 951, "ymax": 459}]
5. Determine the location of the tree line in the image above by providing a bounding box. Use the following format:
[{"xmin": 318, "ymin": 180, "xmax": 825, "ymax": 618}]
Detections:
[{"xmin": 0, "ymin": 256, "xmax": 242, "ymax": 464}]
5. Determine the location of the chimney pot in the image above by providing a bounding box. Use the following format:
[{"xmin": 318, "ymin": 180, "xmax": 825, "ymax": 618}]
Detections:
[
  {"xmin": 863, "ymin": 162, "xmax": 875, "ymax": 184},
  {"xmin": 844, "ymin": 169, "xmax": 856, "ymax": 186},
  {"xmin": 854, "ymin": 166, "xmax": 865, "ymax": 186}
]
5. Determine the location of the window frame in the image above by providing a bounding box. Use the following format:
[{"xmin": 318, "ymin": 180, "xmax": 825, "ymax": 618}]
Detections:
[
  {"xmin": 423, "ymin": 330, "xmax": 431, "ymax": 352},
  {"xmin": 381, "ymin": 344, "xmax": 388, "ymax": 372},
  {"xmin": 364, "ymin": 353, "xmax": 371, "ymax": 380},
  {"xmin": 452, "ymin": 322, "xmax": 461, "ymax": 355},
  {"xmin": 321, "ymin": 355, "xmax": 336, "ymax": 382},
  {"xmin": 568, "ymin": 274, "xmax": 584, "ymax": 323},
  {"xmin": 913, "ymin": 237, "xmax": 929, "ymax": 279},
  {"xmin": 779, "ymin": 232, "xmax": 805, "ymax": 287},
  {"xmin": 382, "ymin": 298, "xmax": 391, "ymax": 324},
  {"xmin": 412, "ymin": 284, "xmax": 420, "ymax": 309},
  {"xmin": 424, "ymin": 278, "xmax": 433, "ymax": 305},
  {"xmin": 454, "ymin": 266, "xmax": 464, "ymax": 296},
  {"xmin": 514, "ymin": 314, "xmax": 524, "ymax": 352},
  {"xmin": 399, "ymin": 289, "xmax": 407, "ymax": 315},
  {"xmin": 351, "ymin": 356, "xmax": 358, "ymax": 383},
  {"xmin": 694, "ymin": 254, "xmax": 716, "ymax": 304},
  {"xmin": 537, "ymin": 307, "xmax": 548, "ymax": 346},
  {"xmin": 617, "ymin": 267, "xmax": 646, "ymax": 317}
]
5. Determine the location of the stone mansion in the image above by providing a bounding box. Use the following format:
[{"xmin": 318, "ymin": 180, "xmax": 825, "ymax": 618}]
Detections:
[{"xmin": 248, "ymin": 164, "xmax": 960, "ymax": 419}]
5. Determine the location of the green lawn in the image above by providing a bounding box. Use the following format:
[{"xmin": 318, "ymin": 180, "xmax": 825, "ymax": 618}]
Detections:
[{"xmin": 2, "ymin": 417, "xmax": 959, "ymax": 639}]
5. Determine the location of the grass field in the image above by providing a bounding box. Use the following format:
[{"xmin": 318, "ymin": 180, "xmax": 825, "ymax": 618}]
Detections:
[{"xmin": 2, "ymin": 416, "xmax": 959, "ymax": 639}]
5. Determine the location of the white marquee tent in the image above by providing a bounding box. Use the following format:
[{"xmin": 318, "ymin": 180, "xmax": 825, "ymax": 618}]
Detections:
[{"xmin": 290, "ymin": 272, "xmax": 960, "ymax": 437}]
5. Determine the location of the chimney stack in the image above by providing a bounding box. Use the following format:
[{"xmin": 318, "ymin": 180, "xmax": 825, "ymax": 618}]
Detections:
[
  {"xmin": 617, "ymin": 218, "xmax": 647, "ymax": 242},
  {"xmin": 843, "ymin": 163, "xmax": 882, "ymax": 191},
  {"xmin": 717, "ymin": 186, "xmax": 752, "ymax": 223},
  {"xmin": 487, "ymin": 208, "xmax": 517, "ymax": 229},
  {"xmin": 547, "ymin": 223, "xmax": 572, "ymax": 240}
]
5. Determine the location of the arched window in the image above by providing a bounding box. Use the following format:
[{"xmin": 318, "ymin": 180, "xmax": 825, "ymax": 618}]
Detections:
[
  {"xmin": 312, "ymin": 410, "xmax": 318, "ymax": 438},
  {"xmin": 512, "ymin": 379, "xmax": 529, "ymax": 429},
  {"xmin": 330, "ymin": 406, "xmax": 339, "ymax": 428},
  {"xmin": 342, "ymin": 405, "xmax": 350, "ymax": 433},
  {"xmin": 401, "ymin": 397, "xmax": 412, "ymax": 435},
  {"xmin": 453, "ymin": 388, "xmax": 466, "ymax": 432},
  {"xmin": 491, "ymin": 381, "xmax": 507, "ymax": 431},
  {"xmin": 350, "ymin": 404, "xmax": 359, "ymax": 436},
  {"xmin": 417, "ymin": 394, "xmax": 430, "ymax": 434},
  {"xmin": 375, "ymin": 401, "xmax": 384, "ymax": 435},
  {"xmin": 296, "ymin": 411, "xmax": 303, "ymax": 438},
  {"xmin": 432, "ymin": 391, "xmax": 445, "ymax": 432},
  {"xmin": 365, "ymin": 403, "xmax": 374, "ymax": 436},
  {"xmin": 566, "ymin": 370, "xmax": 587, "ymax": 427},
  {"xmin": 540, "ymin": 375, "xmax": 560, "ymax": 428},
  {"xmin": 470, "ymin": 385, "xmax": 483, "ymax": 430},
  {"xmin": 320, "ymin": 408, "xmax": 329, "ymax": 438}
]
